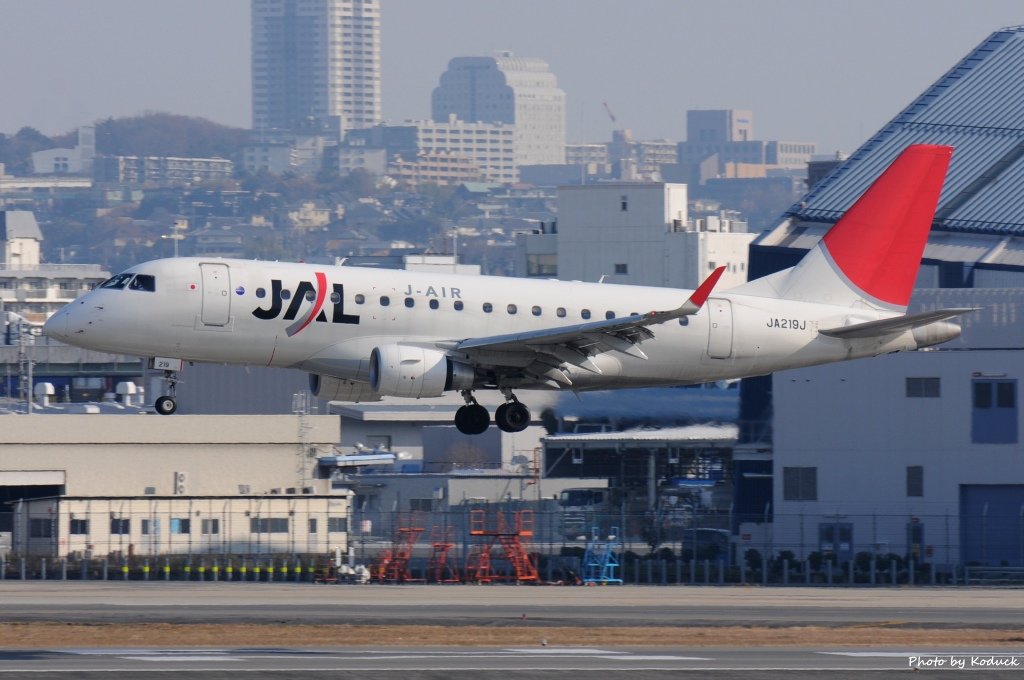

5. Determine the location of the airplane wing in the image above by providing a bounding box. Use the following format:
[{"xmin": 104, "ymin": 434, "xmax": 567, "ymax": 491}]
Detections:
[
  {"xmin": 451, "ymin": 266, "xmax": 726, "ymax": 385},
  {"xmin": 819, "ymin": 308, "xmax": 977, "ymax": 339}
]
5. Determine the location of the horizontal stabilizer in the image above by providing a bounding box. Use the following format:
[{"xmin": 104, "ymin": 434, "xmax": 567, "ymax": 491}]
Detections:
[{"xmin": 819, "ymin": 308, "xmax": 977, "ymax": 339}]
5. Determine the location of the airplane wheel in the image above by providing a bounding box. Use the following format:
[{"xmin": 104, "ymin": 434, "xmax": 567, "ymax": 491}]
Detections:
[
  {"xmin": 495, "ymin": 402, "xmax": 531, "ymax": 433},
  {"xmin": 154, "ymin": 396, "xmax": 177, "ymax": 415},
  {"xmin": 455, "ymin": 404, "xmax": 490, "ymax": 435}
]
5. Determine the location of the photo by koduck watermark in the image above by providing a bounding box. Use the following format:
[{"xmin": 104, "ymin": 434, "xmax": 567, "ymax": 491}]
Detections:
[{"xmin": 909, "ymin": 654, "xmax": 1021, "ymax": 669}]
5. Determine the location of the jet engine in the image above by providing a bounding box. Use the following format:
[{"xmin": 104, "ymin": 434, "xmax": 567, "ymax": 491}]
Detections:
[
  {"xmin": 369, "ymin": 344, "xmax": 475, "ymax": 398},
  {"xmin": 309, "ymin": 374, "xmax": 382, "ymax": 402}
]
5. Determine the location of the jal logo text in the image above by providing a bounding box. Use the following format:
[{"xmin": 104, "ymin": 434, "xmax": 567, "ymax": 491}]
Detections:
[{"xmin": 251, "ymin": 273, "xmax": 359, "ymax": 336}]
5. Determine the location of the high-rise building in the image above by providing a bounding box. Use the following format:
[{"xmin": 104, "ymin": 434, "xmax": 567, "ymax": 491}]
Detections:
[
  {"xmin": 431, "ymin": 53, "xmax": 566, "ymax": 167},
  {"xmin": 251, "ymin": 0, "xmax": 382, "ymax": 135}
]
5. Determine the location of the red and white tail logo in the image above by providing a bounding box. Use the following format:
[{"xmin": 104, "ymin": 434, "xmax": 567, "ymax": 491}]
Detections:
[{"xmin": 736, "ymin": 144, "xmax": 953, "ymax": 311}]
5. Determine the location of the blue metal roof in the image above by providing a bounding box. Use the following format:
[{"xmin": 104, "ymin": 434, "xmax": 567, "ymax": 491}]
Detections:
[{"xmin": 791, "ymin": 25, "xmax": 1024, "ymax": 236}]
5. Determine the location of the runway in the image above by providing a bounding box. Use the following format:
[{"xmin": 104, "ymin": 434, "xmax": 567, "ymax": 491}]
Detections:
[
  {"xmin": 2, "ymin": 646, "xmax": 1022, "ymax": 677},
  {"xmin": 1, "ymin": 583, "xmax": 1022, "ymax": 677},
  {"xmin": 1, "ymin": 581, "xmax": 1022, "ymax": 627}
]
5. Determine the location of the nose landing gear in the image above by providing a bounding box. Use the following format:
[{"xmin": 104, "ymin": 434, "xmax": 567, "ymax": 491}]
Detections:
[{"xmin": 154, "ymin": 369, "xmax": 179, "ymax": 415}]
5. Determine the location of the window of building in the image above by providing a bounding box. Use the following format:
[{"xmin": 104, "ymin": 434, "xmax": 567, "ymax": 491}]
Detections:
[
  {"xmin": 620, "ymin": 195, "xmax": 628, "ymax": 211},
  {"xmin": 250, "ymin": 517, "xmax": 289, "ymax": 533},
  {"xmin": 308, "ymin": 518, "xmax": 318, "ymax": 534},
  {"xmin": 69, "ymin": 519, "xmax": 89, "ymax": 535},
  {"xmin": 614, "ymin": 263, "xmax": 628, "ymax": 275},
  {"xmin": 906, "ymin": 377, "xmax": 940, "ymax": 398},
  {"xmin": 906, "ymin": 465, "xmax": 924, "ymax": 497},
  {"xmin": 972, "ymin": 379, "xmax": 1018, "ymax": 444},
  {"xmin": 110, "ymin": 518, "xmax": 131, "ymax": 535},
  {"xmin": 29, "ymin": 518, "xmax": 53, "ymax": 539},
  {"xmin": 409, "ymin": 498, "xmax": 433, "ymax": 512},
  {"xmin": 328, "ymin": 517, "xmax": 348, "ymax": 532},
  {"xmin": 200, "ymin": 518, "xmax": 220, "ymax": 535},
  {"xmin": 170, "ymin": 518, "xmax": 191, "ymax": 534},
  {"xmin": 782, "ymin": 466, "xmax": 817, "ymax": 501}
]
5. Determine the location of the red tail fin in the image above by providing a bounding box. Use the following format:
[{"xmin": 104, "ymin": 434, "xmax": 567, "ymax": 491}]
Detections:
[{"xmin": 821, "ymin": 144, "xmax": 952, "ymax": 307}]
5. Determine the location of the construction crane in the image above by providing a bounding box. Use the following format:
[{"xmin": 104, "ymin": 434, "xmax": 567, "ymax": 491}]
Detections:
[{"xmin": 602, "ymin": 101, "xmax": 617, "ymax": 127}]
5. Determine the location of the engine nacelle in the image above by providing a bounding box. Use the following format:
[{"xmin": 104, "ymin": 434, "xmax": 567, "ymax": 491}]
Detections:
[
  {"xmin": 369, "ymin": 344, "xmax": 474, "ymax": 398},
  {"xmin": 309, "ymin": 374, "xmax": 382, "ymax": 402}
]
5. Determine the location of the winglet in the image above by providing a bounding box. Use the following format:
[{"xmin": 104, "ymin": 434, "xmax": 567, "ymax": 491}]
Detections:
[
  {"xmin": 649, "ymin": 265, "xmax": 727, "ymax": 321},
  {"xmin": 689, "ymin": 266, "xmax": 727, "ymax": 308}
]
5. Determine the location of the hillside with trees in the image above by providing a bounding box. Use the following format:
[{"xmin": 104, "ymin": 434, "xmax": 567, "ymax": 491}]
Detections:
[{"xmin": 0, "ymin": 113, "xmax": 249, "ymax": 174}]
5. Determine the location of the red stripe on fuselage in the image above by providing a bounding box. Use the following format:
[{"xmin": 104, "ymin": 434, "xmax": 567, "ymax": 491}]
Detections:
[{"xmin": 285, "ymin": 271, "xmax": 328, "ymax": 337}]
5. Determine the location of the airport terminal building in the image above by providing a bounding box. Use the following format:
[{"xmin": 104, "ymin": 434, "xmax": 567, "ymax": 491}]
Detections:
[{"xmin": 1, "ymin": 415, "xmax": 350, "ymax": 558}]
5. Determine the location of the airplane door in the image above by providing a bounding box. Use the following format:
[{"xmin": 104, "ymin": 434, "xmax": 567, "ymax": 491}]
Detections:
[
  {"xmin": 200, "ymin": 263, "xmax": 231, "ymax": 326},
  {"xmin": 706, "ymin": 298, "xmax": 733, "ymax": 359}
]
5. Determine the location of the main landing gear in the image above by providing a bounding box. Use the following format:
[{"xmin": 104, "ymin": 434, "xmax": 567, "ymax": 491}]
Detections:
[
  {"xmin": 454, "ymin": 389, "xmax": 531, "ymax": 435},
  {"xmin": 154, "ymin": 369, "xmax": 179, "ymax": 415}
]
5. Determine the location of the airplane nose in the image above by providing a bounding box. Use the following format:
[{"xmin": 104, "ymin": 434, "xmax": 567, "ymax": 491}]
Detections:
[{"xmin": 43, "ymin": 309, "xmax": 69, "ymax": 342}]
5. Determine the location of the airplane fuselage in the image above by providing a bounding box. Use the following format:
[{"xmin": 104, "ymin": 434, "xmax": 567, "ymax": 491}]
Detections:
[{"xmin": 48, "ymin": 256, "xmax": 938, "ymax": 391}]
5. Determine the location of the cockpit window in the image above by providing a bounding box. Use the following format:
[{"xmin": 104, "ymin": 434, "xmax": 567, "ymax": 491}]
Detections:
[
  {"xmin": 127, "ymin": 274, "xmax": 156, "ymax": 292},
  {"xmin": 97, "ymin": 273, "xmax": 133, "ymax": 290}
]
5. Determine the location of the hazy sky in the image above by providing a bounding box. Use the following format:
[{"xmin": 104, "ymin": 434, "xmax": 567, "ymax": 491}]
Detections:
[{"xmin": 0, "ymin": 0, "xmax": 1021, "ymax": 153}]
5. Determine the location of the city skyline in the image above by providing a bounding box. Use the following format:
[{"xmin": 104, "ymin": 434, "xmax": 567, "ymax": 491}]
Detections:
[{"xmin": 0, "ymin": 1, "xmax": 1021, "ymax": 154}]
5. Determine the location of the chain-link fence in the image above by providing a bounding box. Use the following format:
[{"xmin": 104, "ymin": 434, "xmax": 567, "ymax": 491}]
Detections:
[{"xmin": 5, "ymin": 503, "xmax": 1022, "ymax": 585}]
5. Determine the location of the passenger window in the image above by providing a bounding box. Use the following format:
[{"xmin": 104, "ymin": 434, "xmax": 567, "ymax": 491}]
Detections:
[
  {"xmin": 429, "ymin": 299, "xmax": 439, "ymax": 310},
  {"xmin": 454, "ymin": 301, "xmax": 464, "ymax": 311},
  {"xmin": 128, "ymin": 274, "xmax": 156, "ymax": 292},
  {"xmin": 355, "ymin": 294, "xmax": 365, "ymax": 304},
  {"xmin": 483, "ymin": 302, "xmax": 493, "ymax": 313},
  {"xmin": 581, "ymin": 309, "xmax": 591, "ymax": 320},
  {"xmin": 507, "ymin": 304, "xmax": 518, "ymax": 315},
  {"xmin": 405, "ymin": 297, "xmax": 414, "ymax": 308},
  {"xmin": 330, "ymin": 291, "xmax": 342, "ymax": 304},
  {"xmin": 556, "ymin": 307, "xmax": 566, "ymax": 318},
  {"xmin": 380, "ymin": 296, "xmax": 390, "ymax": 306},
  {"xmin": 305, "ymin": 290, "xmax": 316, "ymax": 302},
  {"xmin": 605, "ymin": 311, "xmax": 615, "ymax": 320},
  {"xmin": 256, "ymin": 288, "xmax": 266, "ymax": 298},
  {"xmin": 679, "ymin": 317, "xmax": 689, "ymax": 326},
  {"xmin": 281, "ymin": 289, "xmax": 291, "ymax": 300},
  {"xmin": 532, "ymin": 306, "xmax": 542, "ymax": 316}
]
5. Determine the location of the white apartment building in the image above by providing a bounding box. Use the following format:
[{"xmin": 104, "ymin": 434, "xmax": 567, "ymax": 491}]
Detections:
[
  {"xmin": 404, "ymin": 116, "xmax": 516, "ymax": 183},
  {"xmin": 251, "ymin": 0, "xmax": 381, "ymax": 133},
  {"xmin": 553, "ymin": 183, "xmax": 754, "ymax": 290},
  {"xmin": 432, "ymin": 53, "xmax": 566, "ymax": 167},
  {"xmin": 1, "ymin": 212, "xmax": 108, "ymax": 324}
]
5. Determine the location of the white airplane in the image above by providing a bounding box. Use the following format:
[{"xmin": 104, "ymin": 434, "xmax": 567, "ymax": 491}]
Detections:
[{"xmin": 45, "ymin": 144, "xmax": 972, "ymax": 434}]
